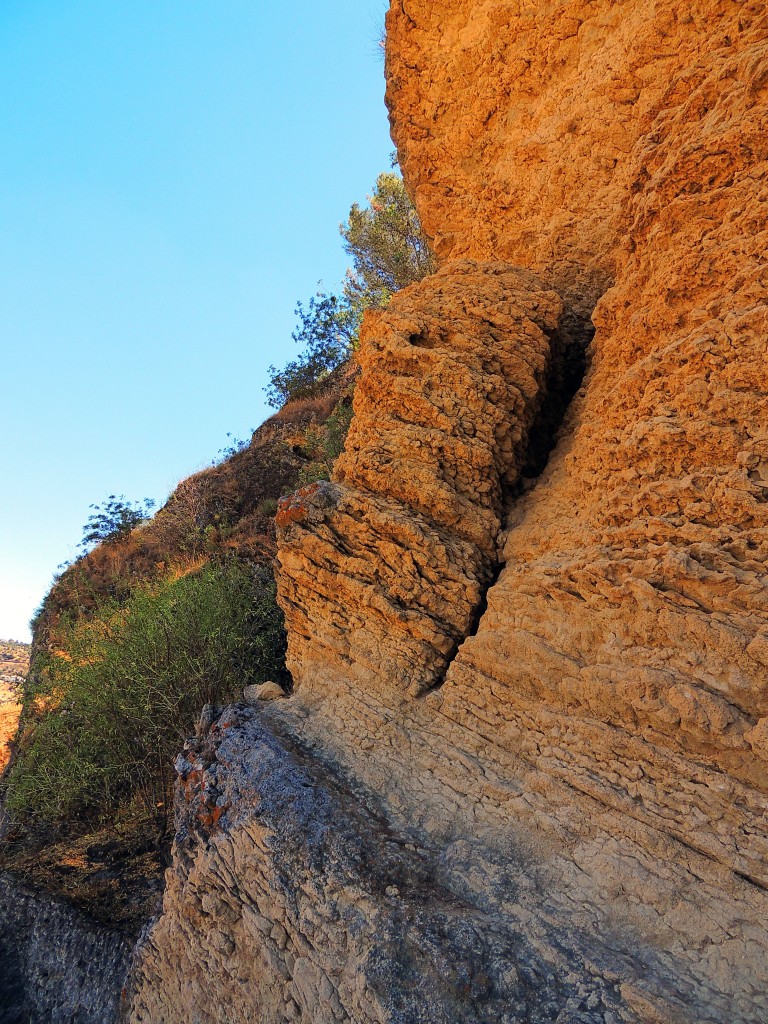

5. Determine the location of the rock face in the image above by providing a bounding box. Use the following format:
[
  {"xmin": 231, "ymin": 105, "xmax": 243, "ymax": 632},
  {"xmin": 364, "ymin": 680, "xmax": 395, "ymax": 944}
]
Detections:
[
  {"xmin": 0, "ymin": 642, "xmax": 27, "ymax": 773},
  {"xmin": 0, "ymin": 872, "xmax": 131, "ymax": 1024},
  {"xmin": 277, "ymin": 261, "xmax": 562, "ymax": 697},
  {"xmin": 129, "ymin": 705, "xmax": 652, "ymax": 1024},
  {"xmin": 384, "ymin": 0, "xmax": 768, "ymax": 847},
  {"xmin": 129, "ymin": 2, "xmax": 768, "ymax": 1022}
]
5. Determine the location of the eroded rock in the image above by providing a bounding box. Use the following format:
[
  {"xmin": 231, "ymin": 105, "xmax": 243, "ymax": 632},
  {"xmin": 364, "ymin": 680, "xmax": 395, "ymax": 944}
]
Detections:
[
  {"xmin": 128, "ymin": 706, "xmax": 660, "ymax": 1024},
  {"xmin": 277, "ymin": 261, "xmax": 561, "ymax": 697},
  {"xmin": 243, "ymin": 681, "xmax": 286, "ymax": 703},
  {"xmin": 0, "ymin": 873, "xmax": 131, "ymax": 1024},
  {"xmin": 128, "ymin": 2, "xmax": 768, "ymax": 1021}
]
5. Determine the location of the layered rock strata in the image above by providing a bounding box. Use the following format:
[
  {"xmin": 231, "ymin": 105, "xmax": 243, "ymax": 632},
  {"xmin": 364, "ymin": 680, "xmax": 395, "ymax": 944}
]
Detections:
[
  {"xmin": 275, "ymin": 0, "xmax": 768, "ymax": 1018},
  {"xmin": 277, "ymin": 261, "xmax": 561, "ymax": 697},
  {"xmin": 381, "ymin": 0, "xmax": 768, "ymax": 865},
  {"xmin": 129, "ymin": 705, "xmax": 650, "ymax": 1024},
  {"xmin": 128, "ymin": 1, "xmax": 768, "ymax": 1022}
]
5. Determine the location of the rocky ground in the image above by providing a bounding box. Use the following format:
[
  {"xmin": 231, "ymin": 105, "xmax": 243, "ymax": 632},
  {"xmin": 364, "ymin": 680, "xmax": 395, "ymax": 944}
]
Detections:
[{"xmin": 129, "ymin": 704, "xmax": 637, "ymax": 1024}]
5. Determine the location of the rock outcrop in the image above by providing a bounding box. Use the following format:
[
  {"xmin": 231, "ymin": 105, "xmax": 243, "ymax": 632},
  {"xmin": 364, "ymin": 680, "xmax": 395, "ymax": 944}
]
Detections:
[
  {"xmin": 0, "ymin": 872, "xmax": 131, "ymax": 1024},
  {"xmin": 0, "ymin": 642, "xmax": 27, "ymax": 773},
  {"xmin": 277, "ymin": 261, "xmax": 562, "ymax": 697},
  {"xmin": 129, "ymin": 705, "xmax": 656, "ymax": 1024},
  {"xmin": 128, "ymin": 2, "xmax": 768, "ymax": 1022}
]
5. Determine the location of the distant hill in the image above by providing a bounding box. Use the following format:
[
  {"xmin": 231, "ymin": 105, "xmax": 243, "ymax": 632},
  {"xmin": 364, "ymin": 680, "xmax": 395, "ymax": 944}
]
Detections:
[
  {"xmin": 0, "ymin": 639, "xmax": 27, "ymax": 771},
  {"xmin": 0, "ymin": 640, "xmax": 29, "ymax": 682}
]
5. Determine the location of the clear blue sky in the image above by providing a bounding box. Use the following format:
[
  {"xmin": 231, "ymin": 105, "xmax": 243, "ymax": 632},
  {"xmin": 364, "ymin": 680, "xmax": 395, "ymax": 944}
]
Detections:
[{"xmin": 0, "ymin": 0, "xmax": 393, "ymax": 642}]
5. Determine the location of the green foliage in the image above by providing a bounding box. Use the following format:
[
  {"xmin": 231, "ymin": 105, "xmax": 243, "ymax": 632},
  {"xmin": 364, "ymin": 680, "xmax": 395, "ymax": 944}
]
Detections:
[
  {"xmin": 256, "ymin": 497, "xmax": 279, "ymax": 519},
  {"xmin": 341, "ymin": 171, "xmax": 436, "ymax": 307},
  {"xmin": 212, "ymin": 431, "xmax": 253, "ymax": 466},
  {"xmin": 265, "ymin": 169, "xmax": 433, "ymax": 409},
  {"xmin": 265, "ymin": 292, "xmax": 357, "ymax": 408},
  {"xmin": 298, "ymin": 399, "xmax": 355, "ymax": 485},
  {"xmin": 5, "ymin": 559, "xmax": 286, "ymax": 831},
  {"xmin": 79, "ymin": 495, "xmax": 155, "ymax": 552}
]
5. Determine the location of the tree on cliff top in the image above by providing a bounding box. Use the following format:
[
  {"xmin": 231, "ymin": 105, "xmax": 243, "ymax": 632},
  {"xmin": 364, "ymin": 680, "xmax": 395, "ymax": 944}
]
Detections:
[
  {"xmin": 341, "ymin": 170, "xmax": 435, "ymax": 307},
  {"xmin": 265, "ymin": 170, "xmax": 434, "ymax": 408}
]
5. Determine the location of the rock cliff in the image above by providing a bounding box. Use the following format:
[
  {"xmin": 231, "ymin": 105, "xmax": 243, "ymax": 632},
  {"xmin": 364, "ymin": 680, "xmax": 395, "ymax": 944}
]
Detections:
[
  {"xmin": 0, "ymin": 872, "xmax": 131, "ymax": 1024},
  {"xmin": 127, "ymin": 2, "xmax": 768, "ymax": 1022},
  {"xmin": 277, "ymin": 261, "xmax": 562, "ymax": 698}
]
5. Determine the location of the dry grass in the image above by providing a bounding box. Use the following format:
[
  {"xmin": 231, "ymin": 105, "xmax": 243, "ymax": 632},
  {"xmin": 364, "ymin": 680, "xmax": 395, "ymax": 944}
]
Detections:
[
  {"xmin": 270, "ymin": 393, "xmax": 339, "ymax": 425},
  {"xmin": 0, "ymin": 807, "xmax": 166, "ymax": 935},
  {"xmin": 32, "ymin": 356, "xmax": 358, "ymax": 680},
  {"xmin": 35, "ymin": 437, "xmax": 305, "ymax": 648}
]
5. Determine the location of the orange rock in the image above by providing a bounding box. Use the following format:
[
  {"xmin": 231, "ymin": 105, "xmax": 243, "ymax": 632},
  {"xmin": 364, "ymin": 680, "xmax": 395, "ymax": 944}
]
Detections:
[
  {"xmin": 133, "ymin": 5, "xmax": 768, "ymax": 1021},
  {"xmin": 0, "ymin": 641, "xmax": 27, "ymax": 772},
  {"xmin": 277, "ymin": 261, "xmax": 561, "ymax": 696},
  {"xmin": 272, "ymin": 2, "xmax": 768, "ymax": 1018}
]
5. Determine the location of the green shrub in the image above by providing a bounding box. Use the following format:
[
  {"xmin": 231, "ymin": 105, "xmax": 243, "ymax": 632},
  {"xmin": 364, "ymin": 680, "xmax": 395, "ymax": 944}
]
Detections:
[
  {"xmin": 256, "ymin": 497, "xmax": 279, "ymax": 519},
  {"xmin": 341, "ymin": 170, "xmax": 435, "ymax": 305},
  {"xmin": 5, "ymin": 559, "xmax": 286, "ymax": 831},
  {"xmin": 265, "ymin": 168, "xmax": 434, "ymax": 410},
  {"xmin": 297, "ymin": 398, "xmax": 355, "ymax": 485},
  {"xmin": 79, "ymin": 495, "xmax": 155, "ymax": 552},
  {"xmin": 265, "ymin": 291, "xmax": 358, "ymax": 409}
]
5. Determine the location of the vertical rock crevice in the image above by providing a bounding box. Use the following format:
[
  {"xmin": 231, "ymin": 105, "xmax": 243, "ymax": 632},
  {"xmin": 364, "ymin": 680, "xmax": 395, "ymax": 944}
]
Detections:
[
  {"xmin": 276, "ymin": 259, "xmax": 570, "ymax": 699},
  {"xmin": 425, "ymin": 317, "xmax": 593, "ymax": 693},
  {"xmin": 514, "ymin": 325, "xmax": 592, "ymax": 493}
]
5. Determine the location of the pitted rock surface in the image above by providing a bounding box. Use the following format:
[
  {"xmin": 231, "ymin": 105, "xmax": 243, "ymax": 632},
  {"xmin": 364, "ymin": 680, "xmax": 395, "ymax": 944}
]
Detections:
[
  {"xmin": 128, "ymin": 2, "xmax": 768, "ymax": 1022},
  {"xmin": 277, "ymin": 261, "xmax": 561, "ymax": 697}
]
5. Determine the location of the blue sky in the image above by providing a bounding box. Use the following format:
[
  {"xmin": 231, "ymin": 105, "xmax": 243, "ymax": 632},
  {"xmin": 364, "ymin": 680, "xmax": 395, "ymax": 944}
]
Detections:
[{"xmin": 0, "ymin": 0, "xmax": 392, "ymax": 642}]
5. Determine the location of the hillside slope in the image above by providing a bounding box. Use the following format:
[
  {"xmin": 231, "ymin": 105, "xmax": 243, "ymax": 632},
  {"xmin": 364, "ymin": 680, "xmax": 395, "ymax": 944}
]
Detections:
[{"xmin": 0, "ymin": 374, "xmax": 355, "ymax": 928}]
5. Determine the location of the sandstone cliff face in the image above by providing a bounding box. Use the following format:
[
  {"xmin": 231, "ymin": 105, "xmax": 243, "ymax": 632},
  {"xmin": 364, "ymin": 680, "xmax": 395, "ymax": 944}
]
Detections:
[
  {"xmin": 384, "ymin": 0, "xmax": 768, "ymax": 835},
  {"xmin": 277, "ymin": 261, "xmax": 561, "ymax": 697},
  {"xmin": 129, "ymin": 2, "xmax": 768, "ymax": 1022}
]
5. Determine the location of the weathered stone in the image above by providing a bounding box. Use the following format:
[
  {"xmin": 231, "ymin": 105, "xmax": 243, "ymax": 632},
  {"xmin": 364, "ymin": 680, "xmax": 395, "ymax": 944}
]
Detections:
[
  {"xmin": 127, "ymin": 2, "xmax": 768, "ymax": 1021},
  {"xmin": 0, "ymin": 872, "xmax": 131, "ymax": 1024},
  {"xmin": 243, "ymin": 681, "xmax": 285, "ymax": 704},
  {"xmin": 128, "ymin": 707, "xmax": 650, "ymax": 1024},
  {"xmin": 277, "ymin": 261, "xmax": 561, "ymax": 698}
]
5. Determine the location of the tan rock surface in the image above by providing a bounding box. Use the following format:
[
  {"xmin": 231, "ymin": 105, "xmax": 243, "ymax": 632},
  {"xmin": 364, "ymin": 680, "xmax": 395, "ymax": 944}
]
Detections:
[
  {"xmin": 131, "ymin": 706, "xmax": 642, "ymax": 1024},
  {"xmin": 273, "ymin": 0, "xmax": 768, "ymax": 1019},
  {"xmin": 243, "ymin": 681, "xmax": 286, "ymax": 703},
  {"xmin": 131, "ymin": 2, "xmax": 768, "ymax": 1021},
  {"xmin": 277, "ymin": 261, "xmax": 561, "ymax": 697}
]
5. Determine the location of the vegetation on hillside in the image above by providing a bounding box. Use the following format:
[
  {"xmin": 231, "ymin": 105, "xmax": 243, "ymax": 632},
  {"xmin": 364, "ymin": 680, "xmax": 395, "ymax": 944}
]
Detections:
[
  {"xmin": 265, "ymin": 169, "xmax": 434, "ymax": 408},
  {"xmin": 78, "ymin": 496, "xmax": 156, "ymax": 554},
  {"xmin": 0, "ymin": 640, "xmax": 29, "ymax": 682},
  {"xmin": 343, "ymin": 169, "xmax": 435, "ymax": 303},
  {"xmin": 7, "ymin": 561, "xmax": 284, "ymax": 831},
  {"xmin": 1, "ymin": 166, "xmax": 432, "ymax": 921}
]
